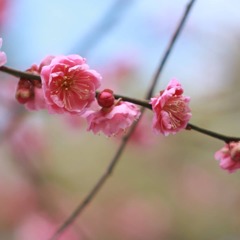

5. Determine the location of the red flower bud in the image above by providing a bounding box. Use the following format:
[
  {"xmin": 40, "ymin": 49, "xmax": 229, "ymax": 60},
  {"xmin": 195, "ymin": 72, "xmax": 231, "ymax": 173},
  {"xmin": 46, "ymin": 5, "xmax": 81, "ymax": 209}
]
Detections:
[
  {"xmin": 15, "ymin": 79, "xmax": 34, "ymax": 104},
  {"xmin": 97, "ymin": 89, "xmax": 115, "ymax": 108}
]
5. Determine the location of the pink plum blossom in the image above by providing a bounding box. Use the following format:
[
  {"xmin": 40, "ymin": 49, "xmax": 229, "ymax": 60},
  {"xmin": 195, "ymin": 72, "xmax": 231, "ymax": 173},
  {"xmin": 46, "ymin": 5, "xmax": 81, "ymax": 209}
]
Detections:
[
  {"xmin": 41, "ymin": 54, "xmax": 102, "ymax": 115},
  {"xmin": 0, "ymin": 37, "xmax": 7, "ymax": 66},
  {"xmin": 86, "ymin": 101, "xmax": 141, "ymax": 137},
  {"xmin": 214, "ymin": 141, "xmax": 240, "ymax": 173},
  {"xmin": 150, "ymin": 79, "xmax": 191, "ymax": 136}
]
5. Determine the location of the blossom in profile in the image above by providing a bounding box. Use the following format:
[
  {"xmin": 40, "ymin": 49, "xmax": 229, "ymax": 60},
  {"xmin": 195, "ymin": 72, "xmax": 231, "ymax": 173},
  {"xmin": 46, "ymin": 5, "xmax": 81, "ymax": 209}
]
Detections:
[
  {"xmin": 0, "ymin": 37, "xmax": 7, "ymax": 66},
  {"xmin": 41, "ymin": 54, "xmax": 102, "ymax": 115},
  {"xmin": 214, "ymin": 141, "xmax": 240, "ymax": 173},
  {"xmin": 86, "ymin": 101, "xmax": 141, "ymax": 137},
  {"xmin": 150, "ymin": 79, "xmax": 191, "ymax": 136}
]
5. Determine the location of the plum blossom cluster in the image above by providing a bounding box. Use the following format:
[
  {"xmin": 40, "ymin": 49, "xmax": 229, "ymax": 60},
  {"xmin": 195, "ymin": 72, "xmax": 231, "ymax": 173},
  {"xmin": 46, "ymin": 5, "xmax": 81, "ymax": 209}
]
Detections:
[
  {"xmin": 14, "ymin": 53, "xmax": 192, "ymax": 138},
  {"xmin": 6, "ymin": 40, "xmax": 239, "ymax": 173},
  {"xmin": 5, "ymin": 42, "xmax": 240, "ymax": 173},
  {"xmin": 2, "ymin": 37, "xmax": 240, "ymax": 173},
  {"xmin": 14, "ymin": 54, "xmax": 240, "ymax": 174},
  {"xmin": 86, "ymin": 89, "xmax": 141, "ymax": 137},
  {"xmin": 14, "ymin": 54, "xmax": 142, "ymax": 137},
  {"xmin": 13, "ymin": 52, "xmax": 194, "ymax": 138}
]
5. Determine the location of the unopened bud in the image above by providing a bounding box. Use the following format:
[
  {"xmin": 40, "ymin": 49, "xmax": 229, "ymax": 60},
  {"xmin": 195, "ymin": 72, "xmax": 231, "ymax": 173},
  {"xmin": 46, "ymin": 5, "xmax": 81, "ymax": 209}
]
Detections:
[
  {"xmin": 15, "ymin": 79, "xmax": 34, "ymax": 104},
  {"xmin": 97, "ymin": 89, "xmax": 115, "ymax": 108}
]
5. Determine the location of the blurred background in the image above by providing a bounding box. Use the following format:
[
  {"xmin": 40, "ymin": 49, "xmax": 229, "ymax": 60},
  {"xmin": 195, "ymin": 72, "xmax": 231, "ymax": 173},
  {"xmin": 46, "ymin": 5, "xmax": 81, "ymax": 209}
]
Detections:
[{"xmin": 0, "ymin": 0, "xmax": 240, "ymax": 239}]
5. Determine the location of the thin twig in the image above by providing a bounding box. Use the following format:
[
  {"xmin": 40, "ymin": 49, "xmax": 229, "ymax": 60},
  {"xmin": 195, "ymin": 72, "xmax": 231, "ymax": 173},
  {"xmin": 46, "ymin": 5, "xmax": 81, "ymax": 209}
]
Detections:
[
  {"xmin": 146, "ymin": 0, "xmax": 195, "ymax": 99},
  {"xmin": 48, "ymin": 1, "xmax": 197, "ymax": 240},
  {"xmin": 0, "ymin": 66, "xmax": 41, "ymax": 80},
  {"xmin": 186, "ymin": 123, "xmax": 240, "ymax": 143}
]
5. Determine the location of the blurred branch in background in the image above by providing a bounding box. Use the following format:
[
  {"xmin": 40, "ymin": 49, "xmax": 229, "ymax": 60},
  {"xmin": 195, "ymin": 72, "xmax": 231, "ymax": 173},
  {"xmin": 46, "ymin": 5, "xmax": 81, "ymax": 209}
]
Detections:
[{"xmin": 69, "ymin": 0, "xmax": 134, "ymax": 56}]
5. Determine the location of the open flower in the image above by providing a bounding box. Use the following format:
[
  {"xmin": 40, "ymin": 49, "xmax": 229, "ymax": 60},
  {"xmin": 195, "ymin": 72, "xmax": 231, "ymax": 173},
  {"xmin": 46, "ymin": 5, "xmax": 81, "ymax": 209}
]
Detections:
[
  {"xmin": 150, "ymin": 79, "xmax": 191, "ymax": 136},
  {"xmin": 0, "ymin": 38, "xmax": 7, "ymax": 66},
  {"xmin": 214, "ymin": 141, "xmax": 240, "ymax": 173},
  {"xmin": 86, "ymin": 101, "xmax": 141, "ymax": 137},
  {"xmin": 41, "ymin": 54, "xmax": 102, "ymax": 115}
]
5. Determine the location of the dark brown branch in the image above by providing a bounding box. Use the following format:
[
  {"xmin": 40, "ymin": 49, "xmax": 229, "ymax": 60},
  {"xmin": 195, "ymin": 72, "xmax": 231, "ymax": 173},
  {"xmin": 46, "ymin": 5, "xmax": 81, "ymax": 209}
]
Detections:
[
  {"xmin": 0, "ymin": 66, "xmax": 41, "ymax": 80},
  {"xmin": 186, "ymin": 123, "xmax": 240, "ymax": 143}
]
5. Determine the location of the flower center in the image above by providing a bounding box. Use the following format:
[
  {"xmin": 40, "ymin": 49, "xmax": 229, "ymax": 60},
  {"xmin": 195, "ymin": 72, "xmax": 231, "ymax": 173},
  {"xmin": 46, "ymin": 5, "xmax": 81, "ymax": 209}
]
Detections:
[
  {"xmin": 51, "ymin": 76, "xmax": 73, "ymax": 94},
  {"xmin": 164, "ymin": 97, "xmax": 186, "ymax": 129},
  {"xmin": 61, "ymin": 76, "xmax": 72, "ymax": 91}
]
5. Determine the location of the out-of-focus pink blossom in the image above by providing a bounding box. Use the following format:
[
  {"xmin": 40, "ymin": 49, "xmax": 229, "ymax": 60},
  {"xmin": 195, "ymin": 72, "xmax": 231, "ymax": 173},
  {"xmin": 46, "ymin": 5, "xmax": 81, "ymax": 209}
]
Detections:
[
  {"xmin": 9, "ymin": 120, "xmax": 46, "ymax": 164},
  {"xmin": 0, "ymin": 37, "xmax": 7, "ymax": 66},
  {"xmin": 150, "ymin": 79, "xmax": 191, "ymax": 136},
  {"xmin": 130, "ymin": 115, "xmax": 158, "ymax": 146},
  {"xmin": 0, "ymin": 0, "xmax": 9, "ymax": 26},
  {"xmin": 0, "ymin": 177, "xmax": 37, "ymax": 226},
  {"xmin": 214, "ymin": 141, "xmax": 240, "ymax": 173},
  {"xmin": 86, "ymin": 101, "xmax": 141, "ymax": 137},
  {"xmin": 97, "ymin": 89, "xmax": 115, "ymax": 108},
  {"xmin": 15, "ymin": 213, "xmax": 79, "ymax": 240},
  {"xmin": 61, "ymin": 114, "xmax": 86, "ymax": 130},
  {"xmin": 41, "ymin": 54, "xmax": 102, "ymax": 115},
  {"xmin": 15, "ymin": 64, "xmax": 46, "ymax": 111},
  {"xmin": 99, "ymin": 53, "xmax": 139, "ymax": 90},
  {"xmin": 110, "ymin": 199, "xmax": 171, "ymax": 240}
]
